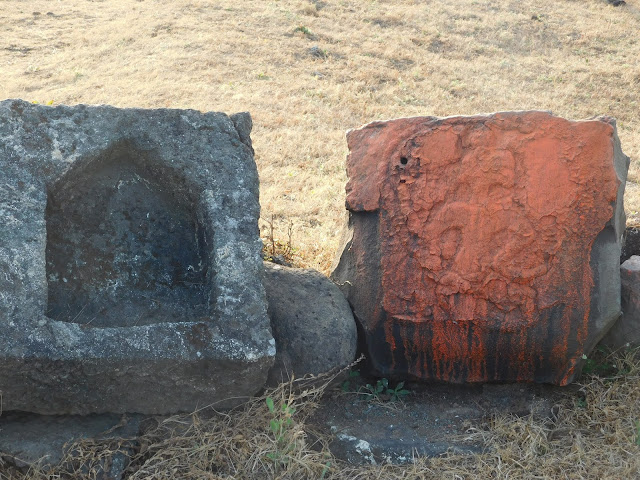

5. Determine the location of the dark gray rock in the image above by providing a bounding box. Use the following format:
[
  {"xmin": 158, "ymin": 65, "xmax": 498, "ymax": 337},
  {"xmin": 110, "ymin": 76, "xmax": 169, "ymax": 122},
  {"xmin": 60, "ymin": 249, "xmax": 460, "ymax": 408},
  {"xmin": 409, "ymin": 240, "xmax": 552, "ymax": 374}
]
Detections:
[
  {"xmin": 263, "ymin": 262, "xmax": 357, "ymax": 386},
  {"xmin": 0, "ymin": 99, "xmax": 275, "ymax": 414},
  {"xmin": 621, "ymin": 225, "xmax": 640, "ymax": 263},
  {"xmin": 308, "ymin": 46, "xmax": 328, "ymax": 59},
  {"xmin": 0, "ymin": 412, "xmax": 141, "ymax": 476},
  {"xmin": 601, "ymin": 255, "xmax": 640, "ymax": 349},
  {"xmin": 309, "ymin": 381, "xmax": 558, "ymax": 465}
]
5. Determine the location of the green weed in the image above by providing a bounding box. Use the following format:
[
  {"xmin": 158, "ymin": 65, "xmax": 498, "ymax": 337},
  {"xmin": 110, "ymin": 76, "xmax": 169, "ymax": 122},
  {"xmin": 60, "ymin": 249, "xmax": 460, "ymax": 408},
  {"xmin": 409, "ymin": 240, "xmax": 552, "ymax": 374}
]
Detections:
[
  {"xmin": 294, "ymin": 25, "xmax": 313, "ymax": 37},
  {"xmin": 261, "ymin": 215, "xmax": 297, "ymax": 265},
  {"xmin": 360, "ymin": 378, "xmax": 410, "ymax": 402},
  {"xmin": 341, "ymin": 370, "xmax": 360, "ymax": 392},
  {"xmin": 581, "ymin": 347, "xmax": 617, "ymax": 378},
  {"xmin": 265, "ymin": 396, "xmax": 297, "ymax": 465}
]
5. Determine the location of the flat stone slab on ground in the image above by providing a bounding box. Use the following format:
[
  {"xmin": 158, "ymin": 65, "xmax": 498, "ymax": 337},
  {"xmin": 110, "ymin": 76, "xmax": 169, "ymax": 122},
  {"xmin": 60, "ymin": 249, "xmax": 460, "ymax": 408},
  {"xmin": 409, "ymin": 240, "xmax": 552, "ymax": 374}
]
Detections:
[
  {"xmin": 0, "ymin": 412, "xmax": 142, "ymax": 474},
  {"xmin": 0, "ymin": 99, "xmax": 274, "ymax": 414},
  {"xmin": 0, "ymin": 380, "xmax": 567, "ymax": 472},
  {"xmin": 309, "ymin": 380, "xmax": 563, "ymax": 465},
  {"xmin": 332, "ymin": 111, "xmax": 629, "ymax": 385}
]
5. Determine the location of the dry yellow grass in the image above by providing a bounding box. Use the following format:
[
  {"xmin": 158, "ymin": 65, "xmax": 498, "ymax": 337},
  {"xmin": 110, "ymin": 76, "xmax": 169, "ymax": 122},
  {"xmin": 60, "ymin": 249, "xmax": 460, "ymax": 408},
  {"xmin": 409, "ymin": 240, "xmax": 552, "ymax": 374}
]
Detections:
[{"xmin": 2, "ymin": 0, "xmax": 639, "ymax": 270}]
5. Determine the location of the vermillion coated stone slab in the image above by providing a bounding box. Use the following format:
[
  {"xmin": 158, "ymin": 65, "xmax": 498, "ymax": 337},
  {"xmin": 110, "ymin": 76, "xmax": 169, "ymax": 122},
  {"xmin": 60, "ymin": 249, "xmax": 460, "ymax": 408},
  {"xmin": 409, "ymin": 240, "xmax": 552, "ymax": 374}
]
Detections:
[
  {"xmin": 332, "ymin": 112, "xmax": 628, "ymax": 385},
  {"xmin": 0, "ymin": 99, "xmax": 274, "ymax": 414}
]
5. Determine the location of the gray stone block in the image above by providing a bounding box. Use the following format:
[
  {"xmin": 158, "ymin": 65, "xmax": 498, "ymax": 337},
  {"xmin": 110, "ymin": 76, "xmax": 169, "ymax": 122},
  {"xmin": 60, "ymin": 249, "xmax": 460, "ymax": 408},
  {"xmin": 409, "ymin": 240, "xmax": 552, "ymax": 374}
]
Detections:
[
  {"xmin": 0, "ymin": 412, "xmax": 142, "ymax": 474},
  {"xmin": 0, "ymin": 99, "xmax": 275, "ymax": 414},
  {"xmin": 601, "ymin": 255, "xmax": 640, "ymax": 349}
]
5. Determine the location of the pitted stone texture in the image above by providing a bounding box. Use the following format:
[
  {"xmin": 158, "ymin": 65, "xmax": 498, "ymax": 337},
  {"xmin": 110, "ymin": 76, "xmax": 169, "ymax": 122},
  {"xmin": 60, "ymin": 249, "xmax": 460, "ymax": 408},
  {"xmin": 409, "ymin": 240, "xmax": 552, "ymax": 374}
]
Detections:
[
  {"xmin": 263, "ymin": 262, "xmax": 357, "ymax": 386},
  {"xmin": 601, "ymin": 255, "xmax": 640, "ymax": 349},
  {"xmin": 332, "ymin": 112, "xmax": 628, "ymax": 385},
  {"xmin": 621, "ymin": 226, "xmax": 640, "ymax": 263},
  {"xmin": 0, "ymin": 99, "xmax": 274, "ymax": 414}
]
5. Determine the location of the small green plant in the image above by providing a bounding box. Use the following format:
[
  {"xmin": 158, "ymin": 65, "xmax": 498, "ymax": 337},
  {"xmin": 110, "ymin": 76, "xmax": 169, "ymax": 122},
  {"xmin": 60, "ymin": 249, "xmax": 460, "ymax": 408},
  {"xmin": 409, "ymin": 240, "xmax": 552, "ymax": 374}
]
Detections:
[
  {"xmin": 360, "ymin": 377, "xmax": 386, "ymax": 399},
  {"xmin": 359, "ymin": 378, "xmax": 410, "ymax": 402},
  {"xmin": 341, "ymin": 370, "xmax": 360, "ymax": 392},
  {"xmin": 387, "ymin": 381, "xmax": 411, "ymax": 401},
  {"xmin": 581, "ymin": 347, "xmax": 617, "ymax": 378},
  {"xmin": 265, "ymin": 396, "xmax": 297, "ymax": 465},
  {"xmin": 294, "ymin": 25, "xmax": 313, "ymax": 37},
  {"xmin": 261, "ymin": 215, "xmax": 297, "ymax": 265},
  {"xmin": 320, "ymin": 461, "xmax": 331, "ymax": 479}
]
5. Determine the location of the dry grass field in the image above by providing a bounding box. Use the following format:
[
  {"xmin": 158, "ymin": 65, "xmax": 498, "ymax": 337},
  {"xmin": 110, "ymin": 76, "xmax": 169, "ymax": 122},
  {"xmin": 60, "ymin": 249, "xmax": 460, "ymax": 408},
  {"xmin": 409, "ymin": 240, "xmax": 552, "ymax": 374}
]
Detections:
[
  {"xmin": 2, "ymin": 0, "xmax": 640, "ymax": 478},
  {"xmin": 2, "ymin": 0, "xmax": 640, "ymax": 271}
]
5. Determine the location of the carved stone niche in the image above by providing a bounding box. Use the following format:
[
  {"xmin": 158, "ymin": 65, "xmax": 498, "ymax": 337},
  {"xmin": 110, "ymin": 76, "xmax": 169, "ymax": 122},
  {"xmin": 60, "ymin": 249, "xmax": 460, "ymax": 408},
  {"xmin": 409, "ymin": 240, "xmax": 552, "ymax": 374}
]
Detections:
[
  {"xmin": 0, "ymin": 99, "xmax": 275, "ymax": 414},
  {"xmin": 45, "ymin": 143, "xmax": 210, "ymax": 328}
]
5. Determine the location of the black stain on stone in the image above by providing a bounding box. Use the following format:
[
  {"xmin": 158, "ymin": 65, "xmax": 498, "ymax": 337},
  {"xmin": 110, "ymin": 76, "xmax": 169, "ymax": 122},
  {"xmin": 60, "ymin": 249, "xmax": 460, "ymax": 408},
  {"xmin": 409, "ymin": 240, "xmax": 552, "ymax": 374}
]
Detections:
[{"xmin": 186, "ymin": 322, "xmax": 213, "ymax": 350}]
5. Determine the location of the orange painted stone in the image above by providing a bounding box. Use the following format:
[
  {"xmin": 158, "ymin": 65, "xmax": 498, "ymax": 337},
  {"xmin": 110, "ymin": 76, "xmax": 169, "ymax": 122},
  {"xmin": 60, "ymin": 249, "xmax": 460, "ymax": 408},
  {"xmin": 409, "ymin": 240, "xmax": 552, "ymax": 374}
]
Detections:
[{"xmin": 332, "ymin": 112, "xmax": 629, "ymax": 385}]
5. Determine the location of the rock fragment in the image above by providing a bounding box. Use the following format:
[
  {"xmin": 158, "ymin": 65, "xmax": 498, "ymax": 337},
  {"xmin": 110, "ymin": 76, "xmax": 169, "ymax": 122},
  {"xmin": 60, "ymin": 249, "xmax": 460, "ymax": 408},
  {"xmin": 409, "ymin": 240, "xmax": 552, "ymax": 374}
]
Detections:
[
  {"xmin": 263, "ymin": 262, "xmax": 357, "ymax": 386},
  {"xmin": 601, "ymin": 255, "xmax": 640, "ymax": 349}
]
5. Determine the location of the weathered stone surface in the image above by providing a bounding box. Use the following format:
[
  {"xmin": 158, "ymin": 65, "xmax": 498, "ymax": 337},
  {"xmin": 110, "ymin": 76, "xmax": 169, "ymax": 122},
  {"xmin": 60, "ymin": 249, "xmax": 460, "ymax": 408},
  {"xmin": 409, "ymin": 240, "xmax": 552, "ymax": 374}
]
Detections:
[
  {"xmin": 263, "ymin": 262, "xmax": 357, "ymax": 386},
  {"xmin": 621, "ymin": 225, "xmax": 640, "ymax": 263},
  {"xmin": 601, "ymin": 255, "xmax": 640, "ymax": 349},
  {"xmin": 0, "ymin": 99, "xmax": 275, "ymax": 414},
  {"xmin": 309, "ymin": 381, "xmax": 558, "ymax": 465},
  {"xmin": 0, "ymin": 412, "xmax": 142, "ymax": 475},
  {"xmin": 332, "ymin": 112, "xmax": 629, "ymax": 385}
]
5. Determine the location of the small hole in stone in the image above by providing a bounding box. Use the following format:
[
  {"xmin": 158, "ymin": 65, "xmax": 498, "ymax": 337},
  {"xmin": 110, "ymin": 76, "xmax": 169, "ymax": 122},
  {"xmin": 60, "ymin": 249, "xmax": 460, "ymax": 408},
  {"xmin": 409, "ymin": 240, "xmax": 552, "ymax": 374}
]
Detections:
[
  {"xmin": 400, "ymin": 157, "xmax": 408, "ymax": 165},
  {"xmin": 400, "ymin": 179, "xmax": 406, "ymax": 184}
]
